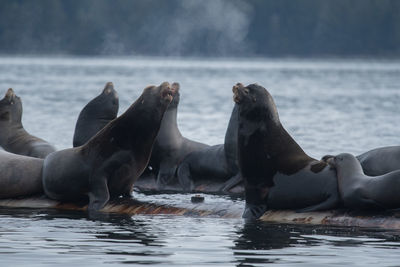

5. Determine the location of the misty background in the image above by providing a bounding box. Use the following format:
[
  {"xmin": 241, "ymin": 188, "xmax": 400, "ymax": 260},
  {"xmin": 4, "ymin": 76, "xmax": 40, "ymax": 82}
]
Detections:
[{"xmin": 0, "ymin": 0, "xmax": 399, "ymax": 58}]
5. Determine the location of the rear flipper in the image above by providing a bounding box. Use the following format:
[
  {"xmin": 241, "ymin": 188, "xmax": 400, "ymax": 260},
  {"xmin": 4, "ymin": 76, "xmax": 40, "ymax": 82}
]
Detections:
[
  {"xmin": 177, "ymin": 161, "xmax": 194, "ymax": 192},
  {"xmin": 296, "ymin": 195, "xmax": 339, "ymax": 213},
  {"xmin": 220, "ymin": 173, "xmax": 242, "ymax": 192}
]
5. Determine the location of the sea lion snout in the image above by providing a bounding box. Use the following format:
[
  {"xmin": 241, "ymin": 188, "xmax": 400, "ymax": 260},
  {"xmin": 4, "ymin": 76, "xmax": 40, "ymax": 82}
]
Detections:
[
  {"xmin": 232, "ymin": 83, "xmax": 247, "ymax": 103},
  {"xmin": 103, "ymin": 82, "xmax": 114, "ymax": 95},
  {"xmin": 160, "ymin": 82, "xmax": 174, "ymax": 103},
  {"xmin": 5, "ymin": 88, "xmax": 16, "ymax": 102}
]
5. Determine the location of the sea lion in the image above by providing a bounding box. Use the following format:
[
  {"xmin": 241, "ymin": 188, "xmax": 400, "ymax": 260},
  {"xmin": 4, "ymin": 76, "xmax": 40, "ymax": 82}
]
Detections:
[
  {"xmin": 73, "ymin": 82, "xmax": 119, "ymax": 147},
  {"xmin": 233, "ymin": 83, "xmax": 340, "ymax": 219},
  {"xmin": 322, "ymin": 146, "xmax": 400, "ymax": 176},
  {"xmin": 356, "ymin": 146, "xmax": 400, "ymax": 176},
  {"xmin": 0, "ymin": 88, "xmax": 56, "ymax": 158},
  {"xmin": 0, "ymin": 150, "xmax": 43, "ymax": 198},
  {"xmin": 329, "ymin": 153, "xmax": 400, "ymax": 210},
  {"xmin": 177, "ymin": 104, "xmax": 242, "ymax": 192},
  {"xmin": 42, "ymin": 82, "xmax": 174, "ymax": 212},
  {"xmin": 147, "ymin": 82, "xmax": 209, "ymax": 188}
]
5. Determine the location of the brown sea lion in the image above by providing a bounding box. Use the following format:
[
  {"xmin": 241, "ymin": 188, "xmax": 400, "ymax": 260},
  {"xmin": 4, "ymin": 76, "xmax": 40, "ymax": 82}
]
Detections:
[
  {"xmin": 42, "ymin": 82, "xmax": 174, "ymax": 212},
  {"xmin": 233, "ymin": 83, "xmax": 340, "ymax": 219},
  {"xmin": 0, "ymin": 88, "xmax": 56, "ymax": 158}
]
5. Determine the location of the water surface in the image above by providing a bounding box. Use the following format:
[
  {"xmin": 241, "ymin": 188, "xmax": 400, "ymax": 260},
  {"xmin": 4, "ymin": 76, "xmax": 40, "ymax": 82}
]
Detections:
[{"xmin": 0, "ymin": 56, "xmax": 400, "ymax": 266}]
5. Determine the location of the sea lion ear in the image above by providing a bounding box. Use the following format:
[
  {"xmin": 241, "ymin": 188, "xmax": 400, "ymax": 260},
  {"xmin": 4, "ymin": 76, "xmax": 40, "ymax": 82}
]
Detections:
[{"xmin": 103, "ymin": 82, "xmax": 114, "ymax": 95}]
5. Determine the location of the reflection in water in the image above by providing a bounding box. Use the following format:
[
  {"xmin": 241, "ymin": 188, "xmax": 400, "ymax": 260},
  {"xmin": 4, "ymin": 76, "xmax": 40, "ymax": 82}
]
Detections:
[{"xmin": 233, "ymin": 221, "xmax": 400, "ymax": 266}]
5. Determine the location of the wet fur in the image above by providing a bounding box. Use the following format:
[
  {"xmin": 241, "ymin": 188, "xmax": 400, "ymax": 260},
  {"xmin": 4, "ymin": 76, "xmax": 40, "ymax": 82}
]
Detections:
[
  {"xmin": 234, "ymin": 83, "xmax": 339, "ymax": 218},
  {"xmin": 43, "ymin": 83, "xmax": 172, "ymax": 211}
]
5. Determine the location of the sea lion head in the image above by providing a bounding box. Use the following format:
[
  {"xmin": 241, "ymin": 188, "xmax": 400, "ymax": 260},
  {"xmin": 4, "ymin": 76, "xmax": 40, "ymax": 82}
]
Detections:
[
  {"xmin": 141, "ymin": 82, "xmax": 174, "ymax": 108},
  {"xmin": 0, "ymin": 88, "xmax": 23, "ymax": 122},
  {"xmin": 102, "ymin": 82, "xmax": 119, "ymax": 105},
  {"xmin": 331, "ymin": 153, "xmax": 354, "ymax": 166},
  {"xmin": 232, "ymin": 83, "xmax": 280, "ymax": 124},
  {"xmin": 98, "ymin": 82, "xmax": 119, "ymax": 115},
  {"xmin": 330, "ymin": 153, "xmax": 364, "ymax": 176}
]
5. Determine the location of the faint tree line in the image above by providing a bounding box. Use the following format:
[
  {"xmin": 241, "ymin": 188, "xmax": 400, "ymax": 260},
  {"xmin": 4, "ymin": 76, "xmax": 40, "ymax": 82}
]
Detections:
[{"xmin": 0, "ymin": 0, "xmax": 398, "ymax": 57}]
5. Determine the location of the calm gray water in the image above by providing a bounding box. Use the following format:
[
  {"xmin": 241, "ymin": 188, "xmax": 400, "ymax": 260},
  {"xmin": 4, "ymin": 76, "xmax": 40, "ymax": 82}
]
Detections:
[{"xmin": 0, "ymin": 56, "xmax": 400, "ymax": 266}]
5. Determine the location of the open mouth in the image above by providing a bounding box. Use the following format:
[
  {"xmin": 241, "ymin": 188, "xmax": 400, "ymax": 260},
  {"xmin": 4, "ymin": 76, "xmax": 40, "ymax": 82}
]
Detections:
[
  {"xmin": 162, "ymin": 88, "xmax": 174, "ymax": 102},
  {"xmin": 232, "ymin": 83, "xmax": 248, "ymax": 103}
]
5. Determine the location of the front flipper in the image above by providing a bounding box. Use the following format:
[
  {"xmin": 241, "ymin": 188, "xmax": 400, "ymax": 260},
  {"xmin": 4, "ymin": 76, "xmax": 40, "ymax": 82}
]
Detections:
[
  {"xmin": 242, "ymin": 203, "xmax": 268, "ymax": 220},
  {"xmin": 220, "ymin": 173, "xmax": 242, "ymax": 192},
  {"xmin": 88, "ymin": 151, "xmax": 133, "ymax": 212},
  {"xmin": 88, "ymin": 176, "xmax": 110, "ymax": 212},
  {"xmin": 176, "ymin": 161, "xmax": 194, "ymax": 192},
  {"xmin": 156, "ymin": 161, "xmax": 177, "ymax": 189}
]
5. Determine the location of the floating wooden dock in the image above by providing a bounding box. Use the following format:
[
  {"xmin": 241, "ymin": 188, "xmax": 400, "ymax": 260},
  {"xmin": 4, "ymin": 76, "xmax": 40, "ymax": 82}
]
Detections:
[{"xmin": 1, "ymin": 196, "xmax": 400, "ymax": 230}]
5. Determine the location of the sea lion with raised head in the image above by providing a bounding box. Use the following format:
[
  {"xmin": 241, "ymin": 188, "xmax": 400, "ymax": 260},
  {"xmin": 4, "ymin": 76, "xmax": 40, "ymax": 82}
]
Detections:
[
  {"xmin": 177, "ymin": 104, "xmax": 242, "ymax": 192},
  {"xmin": 329, "ymin": 153, "xmax": 400, "ymax": 210},
  {"xmin": 233, "ymin": 83, "xmax": 340, "ymax": 219},
  {"xmin": 0, "ymin": 88, "xmax": 56, "ymax": 158},
  {"xmin": 0, "ymin": 150, "xmax": 43, "ymax": 198},
  {"xmin": 73, "ymin": 82, "xmax": 119, "ymax": 147},
  {"xmin": 146, "ymin": 82, "xmax": 209, "ymax": 189},
  {"xmin": 42, "ymin": 82, "xmax": 173, "ymax": 212}
]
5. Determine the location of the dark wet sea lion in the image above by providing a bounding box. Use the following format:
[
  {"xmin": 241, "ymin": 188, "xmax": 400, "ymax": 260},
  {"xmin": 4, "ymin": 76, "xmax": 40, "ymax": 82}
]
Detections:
[
  {"xmin": 330, "ymin": 153, "xmax": 400, "ymax": 210},
  {"xmin": 73, "ymin": 82, "xmax": 119, "ymax": 147},
  {"xmin": 147, "ymin": 82, "xmax": 209, "ymax": 188},
  {"xmin": 233, "ymin": 83, "xmax": 340, "ymax": 219},
  {"xmin": 0, "ymin": 150, "xmax": 43, "ymax": 198},
  {"xmin": 177, "ymin": 104, "xmax": 241, "ymax": 192},
  {"xmin": 0, "ymin": 88, "xmax": 56, "ymax": 158},
  {"xmin": 42, "ymin": 82, "xmax": 173, "ymax": 212}
]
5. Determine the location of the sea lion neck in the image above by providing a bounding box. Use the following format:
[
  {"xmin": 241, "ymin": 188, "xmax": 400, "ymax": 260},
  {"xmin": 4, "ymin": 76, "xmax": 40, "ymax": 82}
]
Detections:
[
  {"xmin": 0, "ymin": 118, "xmax": 24, "ymax": 145},
  {"xmin": 85, "ymin": 94, "xmax": 166, "ymax": 156},
  {"xmin": 157, "ymin": 105, "xmax": 182, "ymax": 140},
  {"xmin": 239, "ymin": 111, "xmax": 313, "ymax": 177}
]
